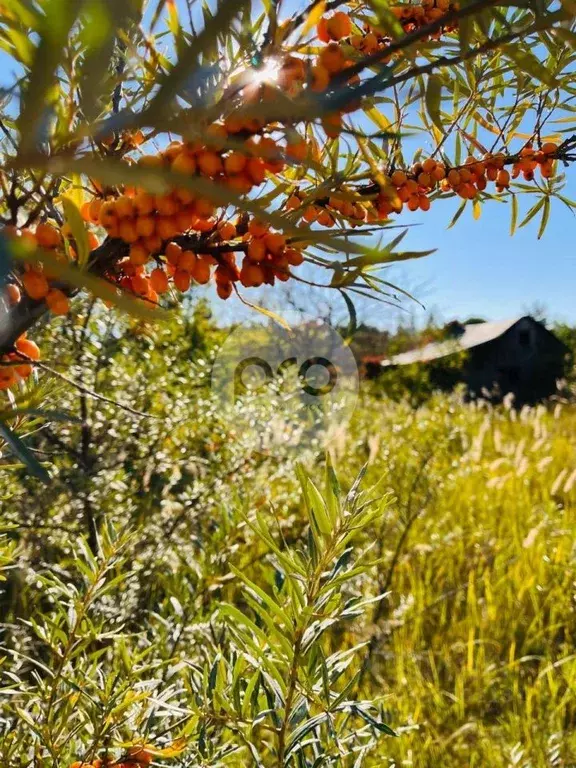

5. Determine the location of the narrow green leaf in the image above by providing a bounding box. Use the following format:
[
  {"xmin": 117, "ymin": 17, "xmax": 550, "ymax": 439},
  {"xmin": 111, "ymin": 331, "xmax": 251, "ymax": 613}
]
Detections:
[
  {"xmin": 503, "ymin": 45, "xmax": 557, "ymax": 87},
  {"xmin": 425, "ymin": 76, "xmax": 444, "ymax": 133},
  {"xmin": 538, "ymin": 196, "xmax": 550, "ymax": 239},
  {"xmin": 0, "ymin": 422, "xmax": 50, "ymax": 482},
  {"xmin": 510, "ymin": 193, "xmax": 518, "ymax": 236}
]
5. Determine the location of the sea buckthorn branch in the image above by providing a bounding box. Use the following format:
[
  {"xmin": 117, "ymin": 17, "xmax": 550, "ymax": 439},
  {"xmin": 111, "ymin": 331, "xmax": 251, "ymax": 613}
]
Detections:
[
  {"xmin": 0, "ymin": 0, "xmax": 574, "ymax": 400},
  {"xmin": 329, "ymin": 0, "xmax": 501, "ymax": 85}
]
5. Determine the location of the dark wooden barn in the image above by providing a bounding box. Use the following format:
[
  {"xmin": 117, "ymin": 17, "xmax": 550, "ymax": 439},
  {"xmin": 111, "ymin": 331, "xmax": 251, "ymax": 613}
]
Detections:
[{"xmin": 380, "ymin": 316, "xmax": 569, "ymax": 404}]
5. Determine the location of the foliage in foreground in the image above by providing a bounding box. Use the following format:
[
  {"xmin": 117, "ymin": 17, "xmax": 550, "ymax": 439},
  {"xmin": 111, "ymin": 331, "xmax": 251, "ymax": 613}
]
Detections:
[{"xmin": 1, "ymin": 311, "xmax": 576, "ymax": 766}]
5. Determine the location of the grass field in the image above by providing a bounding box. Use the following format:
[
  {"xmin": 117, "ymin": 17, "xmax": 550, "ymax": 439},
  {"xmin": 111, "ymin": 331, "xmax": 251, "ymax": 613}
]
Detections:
[{"xmin": 2, "ymin": 356, "xmax": 576, "ymax": 766}]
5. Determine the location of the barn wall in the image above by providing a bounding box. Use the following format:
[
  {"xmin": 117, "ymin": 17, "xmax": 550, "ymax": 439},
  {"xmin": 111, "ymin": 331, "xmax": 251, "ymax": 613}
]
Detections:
[{"xmin": 465, "ymin": 318, "xmax": 566, "ymax": 403}]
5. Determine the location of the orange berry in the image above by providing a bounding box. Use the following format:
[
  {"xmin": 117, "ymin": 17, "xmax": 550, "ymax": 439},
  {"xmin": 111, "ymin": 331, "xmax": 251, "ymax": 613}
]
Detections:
[
  {"xmin": 224, "ymin": 152, "xmax": 248, "ymax": 175},
  {"xmin": 118, "ymin": 219, "xmax": 139, "ymax": 243},
  {"xmin": 88, "ymin": 198, "xmax": 103, "ymax": 223},
  {"xmin": 165, "ymin": 242, "xmax": 183, "ymax": 267},
  {"xmin": 174, "ymin": 269, "xmax": 191, "ymax": 292},
  {"xmin": 319, "ymin": 43, "xmax": 346, "ymax": 74},
  {"xmin": 541, "ymin": 142, "xmax": 558, "ymax": 155},
  {"xmin": 129, "ymin": 243, "xmax": 150, "ymax": 266},
  {"xmin": 143, "ymin": 235, "xmax": 163, "ymax": 254},
  {"xmin": 194, "ymin": 216, "xmax": 217, "ymax": 233},
  {"xmin": 127, "ymin": 747, "xmax": 153, "ymax": 766},
  {"xmin": 246, "ymin": 157, "xmax": 266, "ymax": 185},
  {"xmin": 317, "ymin": 210, "xmax": 335, "ymax": 227},
  {"xmin": 99, "ymin": 201, "xmax": 117, "ymax": 230},
  {"xmin": 35, "ymin": 222, "xmax": 61, "ymax": 249},
  {"xmin": 15, "ymin": 336, "xmax": 40, "ymax": 361},
  {"xmin": 6, "ymin": 284, "xmax": 21, "ymax": 305},
  {"xmin": 422, "ymin": 158, "xmax": 437, "ymax": 174},
  {"xmin": 192, "ymin": 258, "xmax": 211, "ymax": 285},
  {"xmin": 155, "ymin": 194, "xmax": 179, "ymax": 217},
  {"xmin": 22, "ymin": 271, "xmax": 49, "ymax": 300},
  {"xmin": 194, "ymin": 199, "xmax": 216, "ymax": 218},
  {"xmin": 133, "ymin": 192, "xmax": 156, "ymax": 216},
  {"xmin": 197, "ymin": 150, "xmax": 223, "ymax": 177},
  {"xmin": 432, "ymin": 164, "xmax": 446, "ymax": 181},
  {"xmin": 46, "ymin": 288, "xmax": 70, "ymax": 315},
  {"xmin": 419, "ymin": 195, "xmax": 431, "ymax": 212},
  {"xmin": 174, "ymin": 187, "xmax": 196, "ymax": 205},
  {"xmin": 248, "ymin": 219, "xmax": 269, "ymax": 238},
  {"xmin": 172, "ymin": 152, "xmax": 197, "ymax": 175},
  {"xmin": 361, "ymin": 32, "xmax": 379, "ymax": 54},
  {"xmin": 417, "ymin": 172, "xmax": 432, "ymax": 188},
  {"xmin": 135, "ymin": 216, "xmax": 156, "ymax": 239},
  {"xmin": 80, "ymin": 201, "xmax": 92, "ymax": 222},
  {"xmin": 224, "ymin": 113, "xmax": 245, "ymax": 134},
  {"xmin": 175, "ymin": 207, "xmax": 198, "ymax": 232},
  {"xmin": 226, "ymin": 174, "xmax": 253, "ymax": 194},
  {"xmin": 310, "ymin": 65, "xmax": 330, "ymax": 92},
  {"xmin": 486, "ymin": 166, "xmax": 498, "ymax": 181},
  {"xmin": 391, "ymin": 170, "xmax": 408, "ymax": 187},
  {"xmin": 150, "ymin": 268, "xmax": 169, "ymax": 294},
  {"xmin": 205, "ymin": 123, "xmax": 228, "ymax": 147},
  {"xmin": 247, "ymin": 238, "xmax": 267, "ymax": 262},
  {"xmin": 131, "ymin": 274, "xmax": 150, "ymax": 296},
  {"xmin": 407, "ymin": 196, "xmax": 420, "ymax": 212},
  {"xmin": 286, "ymin": 141, "xmax": 307, "ymax": 162},
  {"xmin": 115, "ymin": 195, "xmax": 135, "ymax": 219},
  {"xmin": 326, "ymin": 11, "xmax": 352, "ymax": 41},
  {"xmin": 156, "ymin": 216, "xmax": 179, "ymax": 240},
  {"xmin": 447, "ymin": 169, "xmax": 461, "ymax": 187},
  {"xmin": 264, "ymin": 232, "xmax": 286, "ymax": 256},
  {"xmin": 317, "ymin": 17, "xmax": 331, "ymax": 43},
  {"xmin": 303, "ymin": 205, "xmax": 320, "ymax": 222},
  {"xmin": 496, "ymin": 169, "xmax": 510, "ymax": 188},
  {"xmin": 285, "ymin": 248, "xmax": 304, "ymax": 267},
  {"xmin": 0, "ymin": 365, "xmax": 16, "ymax": 390},
  {"xmin": 322, "ymin": 112, "xmax": 343, "ymax": 139},
  {"xmin": 216, "ymin": 281, "xmax": 233, "ymax": 300},
  {"xmin": 286, "ymin": 194, "xmax": 302, "ymax": 211},
  {"xmin": 218, "ymin": 221, "xmax": 237, "ymax": 240},
  {"xmin": 179, "ymin": 250, "xmax": 197, "ymax": 272}
]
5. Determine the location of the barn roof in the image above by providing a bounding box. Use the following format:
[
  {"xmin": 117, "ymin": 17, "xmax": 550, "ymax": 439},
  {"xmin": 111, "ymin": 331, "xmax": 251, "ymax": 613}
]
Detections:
[{"xmin": 381, "ymin": 317, "xmax": 523, "ymax": 367}]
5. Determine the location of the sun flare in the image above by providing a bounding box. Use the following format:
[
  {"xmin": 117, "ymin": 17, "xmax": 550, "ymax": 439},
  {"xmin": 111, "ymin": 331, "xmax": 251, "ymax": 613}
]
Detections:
[{"xmin": 250, "ymin": 57, "xmax": 281, "ymax": 86}]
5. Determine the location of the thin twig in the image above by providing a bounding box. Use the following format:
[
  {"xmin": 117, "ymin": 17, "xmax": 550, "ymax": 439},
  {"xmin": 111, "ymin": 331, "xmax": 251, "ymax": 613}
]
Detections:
[{"xmin": 14, "ymin": 352, "xmax": 157, "ymax": 419}]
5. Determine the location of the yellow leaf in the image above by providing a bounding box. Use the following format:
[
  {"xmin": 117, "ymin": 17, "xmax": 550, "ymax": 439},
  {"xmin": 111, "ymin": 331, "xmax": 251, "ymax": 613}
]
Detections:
[
  {"xmin": 473, "ymin": 199, "xmax": 481, "ymax": 221},
  {"xmin": 58, "ymin": 195, "xmax": 91, "ymax": 268},
  {"xmin": 234, "ymin": 290, "xmax": 291, "ymax": 330},
  {"xmin": 302, "ymin": 1, "xmax": 325, "ymax": 37},
  {"xmin": 365, "ymin": 106, "xmax": 391, "ymax": 134}
]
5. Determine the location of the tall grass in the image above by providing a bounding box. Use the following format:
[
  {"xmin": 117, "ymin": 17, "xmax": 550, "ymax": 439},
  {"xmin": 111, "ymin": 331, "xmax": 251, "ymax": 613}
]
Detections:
[{"xmin": 2, "ymin": 371, "xmax": 576, "ymax": 765}]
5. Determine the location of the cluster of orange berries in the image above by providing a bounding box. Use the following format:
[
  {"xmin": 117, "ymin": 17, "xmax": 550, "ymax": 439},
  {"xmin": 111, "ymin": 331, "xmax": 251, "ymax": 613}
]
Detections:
[
  {"xmin": 240, "ymin": 218, "xmax": 304, "ymax": 289},
  {"xmin": 86, "ymin": 128, "xmax": 288, "ymax": 254},
  {"xmin": 285, "ymin": 189, "xmax": 369, "ymax": 227},
  {"xmin": 0, "ymin": 333, "xmax": 40, "ymax": 390},
  {"xmin": 346, "ymin": 0, "xmax": 458, "ymax": 56},
  {"xmin": 1, "ymin": 223, "xmax": 94, "ymax": 317},
  {"xmin": 389, "ymin": 0, "xmax": 459, "ymax": 34},
  {"xmin": 374, "ymin": 144, "xmax": 558, "ymax": 218},
  {"xmin": 69, "ymin": 746, "xmax": 152, "ymax": 768},
  {"xmin": 511, "ymin": 142, "xmax": 558, "ymax": 181},
  {"xmin": 103, "ymin": 215, "xmax": 303, "ymax": 304}
]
